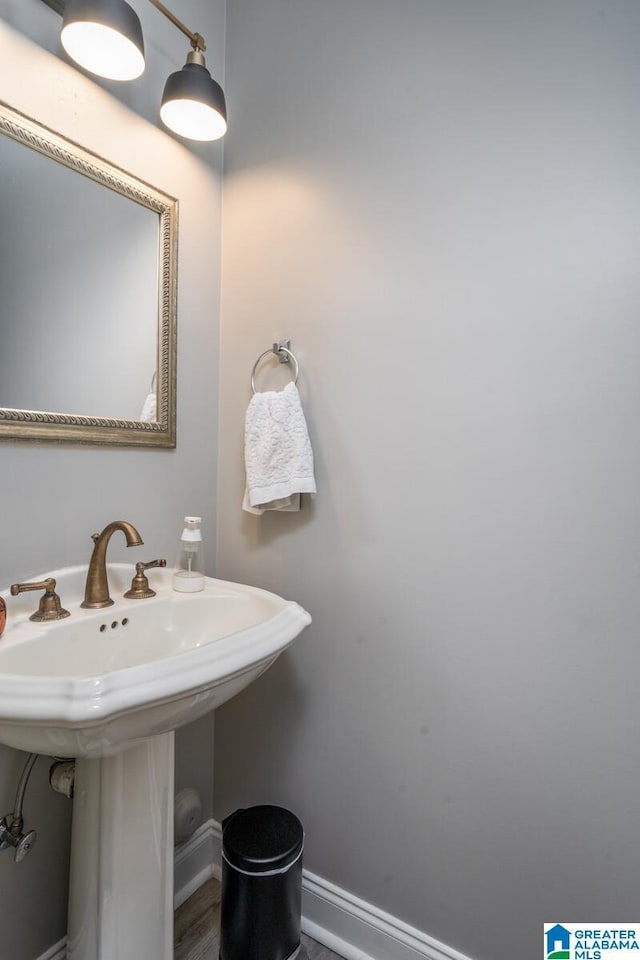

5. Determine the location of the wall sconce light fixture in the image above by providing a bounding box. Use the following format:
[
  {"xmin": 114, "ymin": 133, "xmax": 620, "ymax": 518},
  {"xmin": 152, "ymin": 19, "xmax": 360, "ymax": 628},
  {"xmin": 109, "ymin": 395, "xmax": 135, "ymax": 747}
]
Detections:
[
  {"xmin": 44, "ymin": 0, "xmax": 226, "ymax": 141},
  {"xmin": 60, "ymin": 0, "xmax": 145, "ymax": 80}
]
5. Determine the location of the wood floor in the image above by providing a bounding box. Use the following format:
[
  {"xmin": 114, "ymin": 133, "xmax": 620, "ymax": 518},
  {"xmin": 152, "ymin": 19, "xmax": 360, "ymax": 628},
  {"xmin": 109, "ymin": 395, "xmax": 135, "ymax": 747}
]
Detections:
[{"xmin": 174, "ymin": 877, "xmax": 344, "ymax": 960}]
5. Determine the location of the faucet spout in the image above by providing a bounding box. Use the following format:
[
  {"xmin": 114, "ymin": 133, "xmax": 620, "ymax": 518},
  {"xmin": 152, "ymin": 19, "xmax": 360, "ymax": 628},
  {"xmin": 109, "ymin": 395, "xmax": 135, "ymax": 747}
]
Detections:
[{"xmin": 81, "ymin": 521, "xmax": 144, "ymax": 609}]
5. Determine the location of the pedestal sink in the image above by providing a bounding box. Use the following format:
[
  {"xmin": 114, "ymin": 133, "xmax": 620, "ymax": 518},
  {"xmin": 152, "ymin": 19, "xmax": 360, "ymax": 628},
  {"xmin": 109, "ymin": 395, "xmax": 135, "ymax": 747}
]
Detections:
[{"xmin": 0, "ymin": 564, "xmax": 311, "ymax": 960}]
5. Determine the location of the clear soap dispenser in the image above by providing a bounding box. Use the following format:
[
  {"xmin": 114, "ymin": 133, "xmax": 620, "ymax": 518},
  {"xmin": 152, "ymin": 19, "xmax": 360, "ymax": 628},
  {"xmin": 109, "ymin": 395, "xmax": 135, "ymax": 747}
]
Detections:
[{"xmin": 173, "ymin": 516, "xmax": 205, "ymax": 592}]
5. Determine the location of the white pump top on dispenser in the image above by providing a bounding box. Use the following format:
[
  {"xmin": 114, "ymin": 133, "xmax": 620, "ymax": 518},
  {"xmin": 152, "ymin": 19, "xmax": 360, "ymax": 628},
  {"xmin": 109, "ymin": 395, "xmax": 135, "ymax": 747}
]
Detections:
[{"xmin": 173, "ymin": 516, "xmax": 205, "ymax": 592}]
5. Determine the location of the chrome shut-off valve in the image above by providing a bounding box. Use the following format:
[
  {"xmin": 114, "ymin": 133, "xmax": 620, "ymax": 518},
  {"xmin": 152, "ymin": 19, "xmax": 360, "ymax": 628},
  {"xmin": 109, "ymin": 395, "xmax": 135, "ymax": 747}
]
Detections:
[
  {"xmin": 1, "ymin": 752, "xmax": 39, "ymax": 862},
  {"xmin": 0, "ymin": 815, "xmax": 36, "ymax": 862}
]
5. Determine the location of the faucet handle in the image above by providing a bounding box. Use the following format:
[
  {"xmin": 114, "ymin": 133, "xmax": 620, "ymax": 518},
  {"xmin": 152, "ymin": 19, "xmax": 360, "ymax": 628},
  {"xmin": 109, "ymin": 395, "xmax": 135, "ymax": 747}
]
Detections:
[
  {"xmin": 124, "ymin": 560, "xmax": 167, "ymax": 600},
  {"xmin": 10, "ymin": 578, "xmax": 71, "ymax": 622}
]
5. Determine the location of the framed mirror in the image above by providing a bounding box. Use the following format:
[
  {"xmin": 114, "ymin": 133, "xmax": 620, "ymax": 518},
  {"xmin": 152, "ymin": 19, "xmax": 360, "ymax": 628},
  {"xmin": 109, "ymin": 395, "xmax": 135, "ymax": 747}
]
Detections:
[{"xmin": 0, "ymin": 101, "xmax": 177, "ymax": 447}]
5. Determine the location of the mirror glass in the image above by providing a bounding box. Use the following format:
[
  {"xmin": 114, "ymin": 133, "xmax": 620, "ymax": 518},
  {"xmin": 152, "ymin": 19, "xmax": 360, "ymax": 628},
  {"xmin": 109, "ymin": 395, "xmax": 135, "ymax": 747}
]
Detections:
[{"xmin": 0, "ymin": 102, "xmax": 177, "ymax": 446}]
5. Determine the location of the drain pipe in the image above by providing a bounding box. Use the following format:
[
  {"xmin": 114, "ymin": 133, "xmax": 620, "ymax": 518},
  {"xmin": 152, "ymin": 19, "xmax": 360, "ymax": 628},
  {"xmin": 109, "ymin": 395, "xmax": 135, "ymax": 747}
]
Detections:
[
  {"xmin": 0, "ymin": 752, "xmax": 38, "ymax": 862},
  {"xmin": 49, "ymin": 759, "xmax": 75, "ymax": 799}
]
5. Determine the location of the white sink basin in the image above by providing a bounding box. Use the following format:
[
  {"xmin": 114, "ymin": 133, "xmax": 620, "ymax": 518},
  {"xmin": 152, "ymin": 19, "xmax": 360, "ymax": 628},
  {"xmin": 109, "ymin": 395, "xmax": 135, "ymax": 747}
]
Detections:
[
  {"xmin": 0, "ymin": 561, "xmax": 311, "ymax": 960},
  {"xmin": 0, "ymin": 563, "xmax": 311, "ymax": 758}
]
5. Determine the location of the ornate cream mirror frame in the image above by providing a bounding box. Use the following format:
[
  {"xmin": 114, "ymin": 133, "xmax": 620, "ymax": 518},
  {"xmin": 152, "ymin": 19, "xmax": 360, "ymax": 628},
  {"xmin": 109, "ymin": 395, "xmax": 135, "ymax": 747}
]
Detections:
[{"xmin": 0, "ymin": 101, "xmax": 177, "ymax": 448}]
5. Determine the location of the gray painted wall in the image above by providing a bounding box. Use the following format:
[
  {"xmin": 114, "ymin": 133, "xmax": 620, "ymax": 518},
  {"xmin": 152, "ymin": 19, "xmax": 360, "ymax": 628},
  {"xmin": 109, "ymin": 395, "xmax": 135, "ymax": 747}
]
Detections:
[
  {"xmin": 215, "ymin": 3, "xmax": 640, "ymax": 960},
  {"xmin": 0, "ymin": 2, "xmax": 224, "ymax": 956}
]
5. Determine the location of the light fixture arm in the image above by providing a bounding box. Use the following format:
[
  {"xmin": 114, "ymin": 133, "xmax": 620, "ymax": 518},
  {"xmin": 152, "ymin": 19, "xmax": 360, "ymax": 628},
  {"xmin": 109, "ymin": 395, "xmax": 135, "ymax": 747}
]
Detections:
[
  {"xmin": 145, "ymin": 0, "xmax": 206, "ymax": 52},
  {"xmin": 41, "ymin": 0, "xmax": 207, "ymax": 52}
]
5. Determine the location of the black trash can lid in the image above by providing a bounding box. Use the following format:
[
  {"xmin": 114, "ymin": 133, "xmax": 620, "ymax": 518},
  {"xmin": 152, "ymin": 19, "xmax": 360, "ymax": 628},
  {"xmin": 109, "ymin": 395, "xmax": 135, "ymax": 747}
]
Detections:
[{"xmin": 222, "ymin": 805, "xmax": 304, "ymax": 873}]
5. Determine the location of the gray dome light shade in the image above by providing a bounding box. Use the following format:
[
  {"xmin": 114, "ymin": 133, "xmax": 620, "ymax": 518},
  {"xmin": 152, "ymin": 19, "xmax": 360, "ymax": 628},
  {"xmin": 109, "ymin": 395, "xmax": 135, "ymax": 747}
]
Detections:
[
  {"xmin": 160, "ymin": 53, "xmax": 227, "ymax": 142},
  {"xmin": 61, "ymin": 0, "xmax": 145, "ymax": 81}
]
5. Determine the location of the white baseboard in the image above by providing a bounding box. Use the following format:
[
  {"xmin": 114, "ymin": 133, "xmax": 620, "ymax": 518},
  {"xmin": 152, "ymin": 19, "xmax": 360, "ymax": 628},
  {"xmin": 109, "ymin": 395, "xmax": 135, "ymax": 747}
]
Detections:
[
  {"xmin": 36, "ymin": 940, "xmax": 66, "ymax": 960},
  {"xmin": 174, "ymin": 818, "xmax": 221, "ymax": 909},
  {"xmin": 301, "ymin": 871, "xmax": 473, "ymax": 960},
  {"xmin": 37, "ymin": 818, "xmax": 472, "ymax": 960}
]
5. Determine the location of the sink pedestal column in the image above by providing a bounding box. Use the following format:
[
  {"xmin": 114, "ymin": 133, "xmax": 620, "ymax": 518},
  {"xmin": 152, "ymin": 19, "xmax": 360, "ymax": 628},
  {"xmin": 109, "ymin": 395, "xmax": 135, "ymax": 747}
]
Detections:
[{"xmin": 66, "ymin": 732, "xmax": 175, "ymax": 960}]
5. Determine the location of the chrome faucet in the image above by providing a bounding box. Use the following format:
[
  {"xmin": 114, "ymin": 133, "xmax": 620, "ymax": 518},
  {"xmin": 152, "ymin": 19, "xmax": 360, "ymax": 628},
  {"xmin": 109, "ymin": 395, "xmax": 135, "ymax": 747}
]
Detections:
[{"xmin": 81, "ymin": 521, "xmax": 143, "ymax": 609}]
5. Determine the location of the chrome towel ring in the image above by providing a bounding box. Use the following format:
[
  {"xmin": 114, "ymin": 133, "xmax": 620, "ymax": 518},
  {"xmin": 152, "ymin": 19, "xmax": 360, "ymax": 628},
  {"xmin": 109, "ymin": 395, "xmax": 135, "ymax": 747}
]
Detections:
[{"xmin": 251, "ymin": 341, "xmax": 299, "ymax": 394}]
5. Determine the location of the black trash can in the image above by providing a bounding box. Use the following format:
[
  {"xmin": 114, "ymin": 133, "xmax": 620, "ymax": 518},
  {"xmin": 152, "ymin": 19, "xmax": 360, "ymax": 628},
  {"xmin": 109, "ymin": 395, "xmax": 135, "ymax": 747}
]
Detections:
[{"xmin": 220, "ymin": 805, "xmax": 305, "ymax": 960}]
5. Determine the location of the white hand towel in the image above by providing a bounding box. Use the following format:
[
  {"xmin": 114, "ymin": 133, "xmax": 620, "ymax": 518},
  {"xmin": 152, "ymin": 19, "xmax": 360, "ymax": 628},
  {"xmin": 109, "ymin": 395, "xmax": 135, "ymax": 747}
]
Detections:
[
  {"xmin": 243, "ymin": 381, "xmax": 316, "ymax": 514},
  {"xmin": 139, "ymin": 392, "xmax": 157, "ymax": 422}
]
